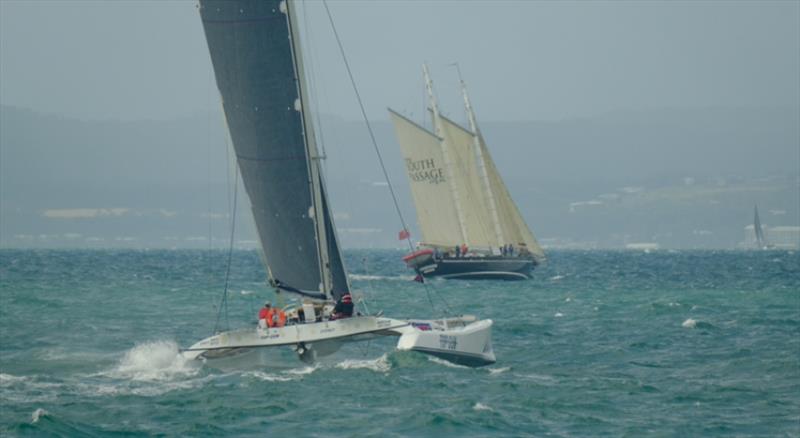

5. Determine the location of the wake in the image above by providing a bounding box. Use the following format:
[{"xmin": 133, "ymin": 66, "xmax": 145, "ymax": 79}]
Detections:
[{"xmin": 106, "ymin": 340, "xmax": 200, "ymax": 381}]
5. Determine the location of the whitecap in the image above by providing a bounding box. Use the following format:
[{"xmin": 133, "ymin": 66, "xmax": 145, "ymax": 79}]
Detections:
[
  {"xmin": 335, "ymin": 354, "xmax": 390, "ymax": 373},
  {"xmin": 550, "ymin": 275, "xmax": 565, "ymax": 281},
  {"xmin": 488, "ymin": 366, "xmax": 510, "ymax": 375},
  {"xmin": 518, "ymin": 373, "xmax": 558, "ymax": 385},
  {"xmin": 427, "ymin": 357, "xmax": 469, "ymax": 369},
  {"xmin": 473, "ymin": 402, "xmax": 493, "ymax": 411},
  {"xmin": 554, "ymin": 312, "xmax": 564, "ymax": 318},
  {"xmin": 31, "ymin": 408, "xmax": 48, "ymax": 424},
  {"xmin": 284, "ymin": 364, "xmax": 320, "ymax": 376},
  {"xmin": 682, "ymin": 318, "xmax": 697, "ymax": 328},
  {"xmin": 564, "ymin": 297, "xmax": 572, "ymax": 302},
  {"xmin": 244, "ymin": 371, "xmax": 295, "ymax": 382},
  {"xmin": 0, "ymin": 373, "xmax": 27, "ymax": 383},
  {"xmin": 105, "ymin": 340, "xmax": 200, "ymax": 381}
]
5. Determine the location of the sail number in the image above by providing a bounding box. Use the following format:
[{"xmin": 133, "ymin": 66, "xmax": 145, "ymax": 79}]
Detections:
[{"xmin": 439, "ymin": 335, "xmax": 458, "ymax": 350}]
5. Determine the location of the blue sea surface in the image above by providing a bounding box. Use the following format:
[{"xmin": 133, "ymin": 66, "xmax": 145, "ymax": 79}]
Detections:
[{"xmin": 1, "ymin": 249, "xmax": 798, "ymax": 436}]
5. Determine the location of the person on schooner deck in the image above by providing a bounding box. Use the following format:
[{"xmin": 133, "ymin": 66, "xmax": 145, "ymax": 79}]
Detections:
[{"xmin": 331, "ymin": 292, "xmax": 354, "ymax": 320}]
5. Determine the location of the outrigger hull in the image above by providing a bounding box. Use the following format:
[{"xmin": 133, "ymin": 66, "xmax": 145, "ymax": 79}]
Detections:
[
  {"xmin": 396, "ymin": 317, "xmax": 495, "ymax": 367},
  {"xmin": 404, "ymin": 250, "xmax": 535, "ymax": 280},
  {"xmin": 183, "ymin": 315, "xmax": 495, "ymax": 367}
]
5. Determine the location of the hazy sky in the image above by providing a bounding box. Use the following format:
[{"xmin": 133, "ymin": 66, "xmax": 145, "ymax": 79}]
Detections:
[{"xmin": 1, "ymin": 0, "xmax": 798, "ymax": 122}]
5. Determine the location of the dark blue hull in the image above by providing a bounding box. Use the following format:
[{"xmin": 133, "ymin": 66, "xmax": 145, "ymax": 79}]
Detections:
[{"xmin": 411, "ymin": 255, "xmax": 536, "ymax": 280}]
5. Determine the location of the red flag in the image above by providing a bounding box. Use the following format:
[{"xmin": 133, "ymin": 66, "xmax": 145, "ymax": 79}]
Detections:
[{"xmin": 398, "ymin": 229, "xmax": 410, "ymax": 240}]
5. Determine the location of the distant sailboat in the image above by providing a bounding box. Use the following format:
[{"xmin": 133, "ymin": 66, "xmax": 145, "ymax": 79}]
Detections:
[
  {"xmin": 183, "ymin": 0, "xmax": 495, "ymax": 367},
  {"xmin": 753, "ymin": 205, "xmax": 771, "ymax": 250},
  {"xmin": 390, "ymin": 64, "xmax": 545, "ymax": 280}
]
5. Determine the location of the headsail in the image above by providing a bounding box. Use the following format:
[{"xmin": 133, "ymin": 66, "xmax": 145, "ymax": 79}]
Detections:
[
  {"xmin": 200, "ymin": 0, "xmax": 349, "ymax": 300},
  {"xmin": 389, "ymin": 109, "xmax": 463, "ymax": 247}
]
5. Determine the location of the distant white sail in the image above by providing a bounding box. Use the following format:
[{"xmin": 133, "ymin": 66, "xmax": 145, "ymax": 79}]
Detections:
[
  {"xmin": 754, "ymin": 205, "xmax": 768, "ymax": 249},
  {"xmin": 389, "ymin": 109, "xmax": 463, "ymax": 247}
]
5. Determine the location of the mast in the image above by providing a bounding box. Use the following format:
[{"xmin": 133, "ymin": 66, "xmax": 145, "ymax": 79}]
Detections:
[
  {"xmin": 423, "ymin": 63, "xmax": 469, "ymax": 246},
  {"xmin": 286, "ymin": 0, "xmax": 332, "ymax": 296},
  {"xmin": 455, "ymin": 65, "xmax": 505, "ymax": 249}
]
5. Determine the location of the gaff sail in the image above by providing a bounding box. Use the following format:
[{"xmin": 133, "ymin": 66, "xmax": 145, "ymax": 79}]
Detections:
[{"xmin": 200, "ymin": 0, "xmax": 349, "ymax": 300}]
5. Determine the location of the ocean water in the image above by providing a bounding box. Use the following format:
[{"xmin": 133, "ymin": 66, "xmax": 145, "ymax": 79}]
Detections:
[{"xmin": 1, "ymin": 249, "xmax": 798, "ymax": 436}]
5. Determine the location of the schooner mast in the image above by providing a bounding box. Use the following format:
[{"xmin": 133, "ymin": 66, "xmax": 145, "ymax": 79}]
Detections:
[
  {"xmin": 454, "ymin": 65, "xmax": 505, "ymax": 250},
  {"xmin": 423, "ymin": 63, "xmax": 469, "ymax": 247}
]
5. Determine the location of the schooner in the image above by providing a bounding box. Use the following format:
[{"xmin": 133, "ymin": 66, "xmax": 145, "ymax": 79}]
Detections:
[{"xmin": 390, "ymin": 65, "xmax": 545, "ymax": 280}]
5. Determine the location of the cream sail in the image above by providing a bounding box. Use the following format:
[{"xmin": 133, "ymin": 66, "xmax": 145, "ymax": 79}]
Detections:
[{"xmin": 389, "ymin": 110, "xmax": 462, "ymax": 247}]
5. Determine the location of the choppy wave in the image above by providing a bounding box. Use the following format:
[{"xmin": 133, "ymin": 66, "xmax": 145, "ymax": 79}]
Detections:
[
  {"xmin": 488, "ymin": 367, "xmax": 511, "ymax": 375},
  {"xmin": 335, "ymin": 354, "xmax": 391, "ymax": 373},
  {"xmin": 0, "ymin": 373, "xmax": 27, "ymax": 383},
  {"xmin": 427, "ymin": 356, "xmax": 470, "ymax": 369},
  {"xmin": 244, "ymin": 371, "xmax": 297, "ymax": 382},
  {"xmin": 473, "ymin": 402, "xmax": 493, "ymax": 412},
  {"xmin": 31, "ymin": 408, "xmax": 49, "ymax": 424}
]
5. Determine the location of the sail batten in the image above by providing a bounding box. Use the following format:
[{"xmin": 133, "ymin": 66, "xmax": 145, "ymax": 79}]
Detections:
[{"xmin": 200, "ymin": 0, "xmax": 348, "ymax": 300}]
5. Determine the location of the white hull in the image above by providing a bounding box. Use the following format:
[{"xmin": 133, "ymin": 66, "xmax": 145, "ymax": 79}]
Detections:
[
  {"xmin": 395, "ymin": 317, "xmax": 495, "ymax": 367},
  {"xmin": 183, "ymin": 314, "xmax": 495, "ymax": 367},
  {"xmin": 182, "ymin": 316, "xmax": 406, "ymax": 361}
]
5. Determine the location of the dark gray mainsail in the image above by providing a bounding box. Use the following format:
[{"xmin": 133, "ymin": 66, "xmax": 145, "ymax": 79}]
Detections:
[{"xmin": 199, "ymin": 0, "xmax": 349, "ymax": 300}]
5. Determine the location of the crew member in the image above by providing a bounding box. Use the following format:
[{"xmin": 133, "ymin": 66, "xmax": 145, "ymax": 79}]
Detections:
[
  {"xmin": 258, "ymin": 302, "xmax": 274, "ymax": 328},
  {"xmin": 331, "ymin": 292, "xmax": 354, "ymax": 320}
]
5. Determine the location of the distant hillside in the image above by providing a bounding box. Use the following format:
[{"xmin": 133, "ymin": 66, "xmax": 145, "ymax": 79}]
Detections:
[{"xmin": 1, "ymin": 104, "xmax": 797, "ymax": 249}]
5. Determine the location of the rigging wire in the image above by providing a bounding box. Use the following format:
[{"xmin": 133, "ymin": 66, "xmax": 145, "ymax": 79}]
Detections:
[
  {"xmin": 321, "ymin": 0, "xmax": 452, "ymax": 316},
  {"xmin": 214, "ymin": 161, "xmax": 239, "ymax": 334}
]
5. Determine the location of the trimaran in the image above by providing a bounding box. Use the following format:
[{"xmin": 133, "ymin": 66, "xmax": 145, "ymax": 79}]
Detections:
[
  {"xmin": 390, "ymin": 65, "xmax": 545, "ymax": 280},
  {"xmin": 182, "ymin": 0, "xmax": 495, "ymax": 367}
]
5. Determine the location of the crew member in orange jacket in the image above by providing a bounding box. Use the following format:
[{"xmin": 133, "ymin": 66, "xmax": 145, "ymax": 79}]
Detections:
[{"xmin": 258, "ymin": 302, "xmax": 274, "ymax": 328}]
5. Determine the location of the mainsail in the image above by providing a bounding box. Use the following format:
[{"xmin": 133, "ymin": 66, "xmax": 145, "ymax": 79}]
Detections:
[
  {"xmin": 200, "ymin": 0, "xmax": 349, "ymax": 300},
  {"xmin": 390, "ymin": 66, "xmax": 544, "ymax": 262},
  {"xmin": 438, "ymin": 115, "xmax": 545, "ymax": 262}
]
